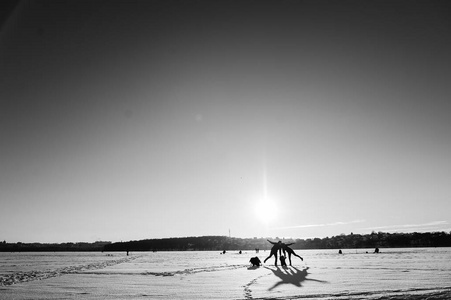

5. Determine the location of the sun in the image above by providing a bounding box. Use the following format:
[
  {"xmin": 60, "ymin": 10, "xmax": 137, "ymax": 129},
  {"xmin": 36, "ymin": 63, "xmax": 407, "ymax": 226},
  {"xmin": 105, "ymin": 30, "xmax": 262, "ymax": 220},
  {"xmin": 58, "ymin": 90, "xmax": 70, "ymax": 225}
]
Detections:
[{"xmin": 255, "ymin": 198, "xmax": 278, "ymax": 223}]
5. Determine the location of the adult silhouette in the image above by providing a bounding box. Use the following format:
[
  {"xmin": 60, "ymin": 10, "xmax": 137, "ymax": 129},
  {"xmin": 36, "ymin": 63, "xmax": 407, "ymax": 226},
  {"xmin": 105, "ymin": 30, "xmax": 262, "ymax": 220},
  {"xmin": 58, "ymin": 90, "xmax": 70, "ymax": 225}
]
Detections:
[
  {"xmin": 264, "ymin": 240, "xmax": 282, "ymax": 266},
  {"xmin": 281, "ymin": 242, "xmax": 303, "ymax": 266}
]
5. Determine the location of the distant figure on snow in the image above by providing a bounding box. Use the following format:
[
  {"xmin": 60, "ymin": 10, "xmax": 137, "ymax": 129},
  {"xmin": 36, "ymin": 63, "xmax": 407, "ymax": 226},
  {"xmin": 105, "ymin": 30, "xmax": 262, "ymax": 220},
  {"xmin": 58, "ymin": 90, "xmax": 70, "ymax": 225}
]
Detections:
[
  {"xmin": 264, "ymin": 240, "xmax": 282, "ymax": 266},
  {"xmin": 374, "ymin": 247, "xmax": 380, "ymax": 253},
  {"xmin": 281, "ymin": 242, "xmax": 303, "ymax": 266},
  {"xmin": 338, "ymin": 249, "xmax": 343, "ymax": 254},
  {"xmin": 249, "ymin": 256, "xmax": 262, "ymax": 267}
]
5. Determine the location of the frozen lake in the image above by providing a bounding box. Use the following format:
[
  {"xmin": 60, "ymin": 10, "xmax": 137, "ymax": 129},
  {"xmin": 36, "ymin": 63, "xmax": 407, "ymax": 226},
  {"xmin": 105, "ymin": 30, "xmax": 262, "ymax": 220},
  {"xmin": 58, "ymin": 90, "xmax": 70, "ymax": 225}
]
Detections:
[{"xmin": 1, "ymin": 247, "xmax": 451, "ymax": 299}]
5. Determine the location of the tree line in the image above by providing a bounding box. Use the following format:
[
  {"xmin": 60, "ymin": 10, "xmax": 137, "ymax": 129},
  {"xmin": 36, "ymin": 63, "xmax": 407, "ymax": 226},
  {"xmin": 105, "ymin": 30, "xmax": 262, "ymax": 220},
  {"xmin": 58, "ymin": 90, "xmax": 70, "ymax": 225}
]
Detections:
[
  {"xmin": 0, "ymin": 241, "xmax": 111, "ymax": 252},
  {"xmin": 2, "ymin": 231, "xmax": 451, "ymax": 252}
]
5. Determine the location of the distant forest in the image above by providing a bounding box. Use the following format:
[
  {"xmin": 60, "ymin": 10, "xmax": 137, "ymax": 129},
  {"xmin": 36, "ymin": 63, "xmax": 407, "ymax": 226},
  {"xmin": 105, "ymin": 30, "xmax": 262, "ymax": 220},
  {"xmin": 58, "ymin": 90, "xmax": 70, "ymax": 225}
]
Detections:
[{"xmin": 1, "ymin": 231, "xmax": 451, "ymax": 252}]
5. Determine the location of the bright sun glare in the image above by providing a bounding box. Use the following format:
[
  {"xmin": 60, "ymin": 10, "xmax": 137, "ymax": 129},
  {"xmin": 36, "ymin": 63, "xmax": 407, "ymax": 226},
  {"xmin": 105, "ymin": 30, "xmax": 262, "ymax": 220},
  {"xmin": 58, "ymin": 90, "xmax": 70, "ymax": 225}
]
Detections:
[{"xmin": 255, "ymin": 198, "xmax": 278, "ymax": 223}]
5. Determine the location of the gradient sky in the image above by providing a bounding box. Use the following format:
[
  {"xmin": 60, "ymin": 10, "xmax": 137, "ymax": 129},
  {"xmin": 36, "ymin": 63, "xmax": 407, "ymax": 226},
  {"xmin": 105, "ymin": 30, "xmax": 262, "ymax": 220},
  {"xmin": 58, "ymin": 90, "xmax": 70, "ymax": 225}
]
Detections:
[{"xmin": 1, "ymin": 0, "xmax": 451, "ymax": 243}]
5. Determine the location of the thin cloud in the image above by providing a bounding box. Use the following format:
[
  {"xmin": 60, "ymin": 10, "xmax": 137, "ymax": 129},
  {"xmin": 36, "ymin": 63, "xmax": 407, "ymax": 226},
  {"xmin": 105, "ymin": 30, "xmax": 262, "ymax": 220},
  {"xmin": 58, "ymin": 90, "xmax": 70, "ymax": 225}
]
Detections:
[
  {"xmin": 360, "ymin": 221, "xmax": 449, "ymax": 232},
  {"xmin": 272, "ymin": 219, "xmax": 365, "ymax": 230}
]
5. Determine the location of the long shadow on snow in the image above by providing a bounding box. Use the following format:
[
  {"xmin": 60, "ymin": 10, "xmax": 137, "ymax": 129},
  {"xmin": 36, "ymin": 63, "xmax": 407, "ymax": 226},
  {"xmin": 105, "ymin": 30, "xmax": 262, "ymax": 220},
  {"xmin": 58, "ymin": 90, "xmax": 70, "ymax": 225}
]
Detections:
[{"xmin": 264, "ymin": 266, "xmax": 328, "ymax": 291}]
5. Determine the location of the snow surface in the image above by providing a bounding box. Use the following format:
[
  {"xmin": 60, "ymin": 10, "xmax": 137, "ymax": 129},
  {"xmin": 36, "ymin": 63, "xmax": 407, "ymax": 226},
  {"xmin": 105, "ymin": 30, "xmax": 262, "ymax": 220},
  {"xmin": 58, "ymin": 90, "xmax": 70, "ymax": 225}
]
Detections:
[{"xmin": 1, "ymin": 248, "xmax": 450, "ymax": 299}]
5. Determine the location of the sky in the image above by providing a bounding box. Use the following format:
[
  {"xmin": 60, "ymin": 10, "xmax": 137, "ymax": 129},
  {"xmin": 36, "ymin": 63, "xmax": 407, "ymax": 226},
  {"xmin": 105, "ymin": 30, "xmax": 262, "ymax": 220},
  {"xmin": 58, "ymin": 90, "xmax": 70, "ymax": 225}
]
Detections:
[{"xmin": 1, "ymin": 0, "xmax": 451, "ymax": 243}]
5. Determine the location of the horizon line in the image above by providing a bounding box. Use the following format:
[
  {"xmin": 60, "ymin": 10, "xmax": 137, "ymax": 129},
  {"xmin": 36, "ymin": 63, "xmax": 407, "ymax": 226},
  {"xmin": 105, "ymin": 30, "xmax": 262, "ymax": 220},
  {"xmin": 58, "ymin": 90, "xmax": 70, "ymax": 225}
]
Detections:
[{"xmin": 4, "ymin": 229, "xmax": 451, "ymax": 244}]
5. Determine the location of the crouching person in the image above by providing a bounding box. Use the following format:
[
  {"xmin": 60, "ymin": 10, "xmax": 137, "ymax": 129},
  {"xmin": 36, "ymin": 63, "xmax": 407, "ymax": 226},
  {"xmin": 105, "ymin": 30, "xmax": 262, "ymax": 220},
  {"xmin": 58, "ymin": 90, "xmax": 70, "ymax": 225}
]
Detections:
[{"xmin": 249, "ymin": 256, "xmax": 262, "ymax": 267}]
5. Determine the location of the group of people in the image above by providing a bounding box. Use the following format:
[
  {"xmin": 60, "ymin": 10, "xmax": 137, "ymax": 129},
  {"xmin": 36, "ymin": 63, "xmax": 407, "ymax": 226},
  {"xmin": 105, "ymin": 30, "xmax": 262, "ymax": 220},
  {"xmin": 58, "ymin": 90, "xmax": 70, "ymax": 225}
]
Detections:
[
  {"xmin": 264, "ymin": 239, "xmax": 303, "ymax": 266},
  {"xmin": 249, "ymin": 239, "xmax": 303, "ymax": 267}
]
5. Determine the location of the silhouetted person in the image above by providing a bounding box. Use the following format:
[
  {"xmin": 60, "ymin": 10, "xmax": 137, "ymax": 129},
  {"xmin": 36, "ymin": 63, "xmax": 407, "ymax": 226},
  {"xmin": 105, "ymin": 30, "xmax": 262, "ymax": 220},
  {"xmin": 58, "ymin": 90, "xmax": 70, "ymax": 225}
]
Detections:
[
  {"xmin": 281, "ymin": 243, "xmax": 303, "ymax": 266},
  {"xmin": 249, "ymin": 256, "xmax": 262, "ymax": 267},
  {"xmin": 264, "ymin": 240, "xmax": 282, "ymax": 266},
  {"xmin": 338, "ymin": 249, "xmax": 342, "ymax": 254},
  {"xmin": 280, "ymin": 255, "xmax": 287, "ymax": 267},
  {"xmin": 374, "ymin": 247, "xmax": 380, "ymax": 253}
]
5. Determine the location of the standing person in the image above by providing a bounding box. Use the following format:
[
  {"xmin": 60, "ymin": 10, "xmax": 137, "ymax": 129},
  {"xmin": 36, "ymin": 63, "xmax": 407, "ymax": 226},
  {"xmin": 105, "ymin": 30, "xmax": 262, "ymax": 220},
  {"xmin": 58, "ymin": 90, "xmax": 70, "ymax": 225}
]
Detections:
[
  {"xmin": 281, "ymin": 242, "xmax": 303, "ymax": 266},
  {"xmin": 264, "ymin": 240, "xmax": 282, "ymax": 266}
]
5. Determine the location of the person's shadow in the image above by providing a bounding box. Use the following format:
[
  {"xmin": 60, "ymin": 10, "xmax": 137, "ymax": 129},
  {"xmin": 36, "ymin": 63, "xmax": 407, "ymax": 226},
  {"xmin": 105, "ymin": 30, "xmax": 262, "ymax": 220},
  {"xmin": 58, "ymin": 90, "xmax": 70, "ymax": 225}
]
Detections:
[{"xmin": 264, "ymin": 266, "xmax": 328, "ymax": 291}]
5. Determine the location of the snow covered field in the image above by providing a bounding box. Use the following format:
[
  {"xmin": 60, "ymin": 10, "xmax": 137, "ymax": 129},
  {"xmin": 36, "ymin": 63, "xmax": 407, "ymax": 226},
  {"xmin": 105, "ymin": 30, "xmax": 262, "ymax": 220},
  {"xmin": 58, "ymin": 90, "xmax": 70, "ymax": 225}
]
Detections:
[{"xmin": 1, "ymin": 247, "xmax": 450, "ymax": 299}]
